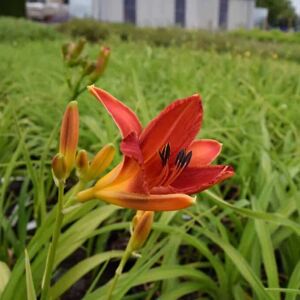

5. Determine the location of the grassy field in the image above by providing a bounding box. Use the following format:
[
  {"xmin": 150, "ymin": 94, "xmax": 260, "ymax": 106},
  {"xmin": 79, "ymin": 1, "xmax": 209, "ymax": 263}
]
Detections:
[{"xmin": 0, "ymin": 19, "xmax": 300, "ymax": 300}]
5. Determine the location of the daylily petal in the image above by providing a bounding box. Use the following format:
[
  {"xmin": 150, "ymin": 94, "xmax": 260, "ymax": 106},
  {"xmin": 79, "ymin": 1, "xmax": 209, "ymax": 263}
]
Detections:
[
  {"xmin": 188, "ymin": 139, "xmax": 222, "ymax": 167},
  {"xmin": 88, "ymin": 85, "xmax": 143, "ymax": 138},
  {"xmin": 170, "ymin": 165, "xmax": 234, "ymax": 194},
  {"xmin": 94, "ymin": 190, "xmax": 196, "ymax": 211},
  {"xmin": 140, "ymin": 94, "xmax": 203, "ymax": 163},
  {"xmin": 120, "ymin": 132, "xmax": 143, "ymax": 164},
  {"xmin": 94, "ymin": 156, "xmax": 148, "ymax": 194}
]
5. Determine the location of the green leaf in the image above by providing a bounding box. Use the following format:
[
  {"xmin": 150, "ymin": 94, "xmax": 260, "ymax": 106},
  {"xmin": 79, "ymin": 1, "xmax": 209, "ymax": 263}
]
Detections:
[
  {"xmin": 199, "ymin": 228, "xmax": 273, "ymax": 300},
  {"xmin": 0, "ymin": 261, "xmax": 11, "ymax": 297},
  {"xmin": 253, "ymin": 200, "xmax": 280, "ymax": 300},
  {"xmin": 286, "ymin": 262, "xmax": 300, "ymax": 300},
  {"xmin": 85, "ymin": 266, "xmax": 217, "ymax": 300},
  {"xmin": 159, "ymin": 282, "xmax": 202, "ymax": 300},
  {"xmin": 55, "ymin": 205, "xmax": 120, "ymax": 265},
  {"xmin": 152, "ymin": 224, "xmax": 272, "ymax": 300},
  {"xmin": 204, "ymin": 190, "xmax": 300, "ymax": 235},
  {"xmin": 25, "ymin": 249, "xmax": 36, "ymax": 300},
  {"xmin": 50, "ymin": 251, "xmax": 123, "ymax": 299}
]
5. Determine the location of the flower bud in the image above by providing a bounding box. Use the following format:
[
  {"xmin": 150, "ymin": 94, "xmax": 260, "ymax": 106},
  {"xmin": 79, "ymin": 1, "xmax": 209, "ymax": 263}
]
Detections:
[
  {"xmin": 86, "ymin": 144, "xmax": 115, "ymax": 181},
  {"xmin": 76, "ymin": 149, "xmax": 89, "ymax": 179},
  {"xmin": 62, "ymin": 39, "xmax": 86, "ymax": 66},
  {"xmin": 70, "ymin": 38, "xmax": 86, "ymax": 60},
  {"xmin": 59, "ymin": 101, "xmax": 79, "ymax": 177},
  {"xmin": 129, "ymin": 211, "xmax": 154, "ymax": 251},
  {"xmin": 83, "ymin": 61, "xmax": 96, "ymax": 76},
  {"xmin": 89, "ymin": 47, "xmax": 110, "ymax": 82},
  {"xmin": 52, "ymin": 153, "xmax": 67, "ymax": 181}
]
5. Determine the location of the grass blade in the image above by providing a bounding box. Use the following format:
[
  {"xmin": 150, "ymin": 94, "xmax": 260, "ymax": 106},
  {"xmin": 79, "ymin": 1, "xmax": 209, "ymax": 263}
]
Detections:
[{"xmin": 25, "ymin": 249, "xmax": 36, "ymax": 300}]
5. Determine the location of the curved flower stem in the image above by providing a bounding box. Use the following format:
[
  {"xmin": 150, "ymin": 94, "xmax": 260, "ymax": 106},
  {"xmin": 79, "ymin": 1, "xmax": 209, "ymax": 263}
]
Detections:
[
  {"xmin": 41, "ymin": 181, "xmax": 65, "ymax": 300},
  {"xmin": 106, "ymin": 243, "xmax": 133, "ymax": 300},
  {"xmin": 69, "ymin": 73, "xmax": 85, "ymax": 101}
]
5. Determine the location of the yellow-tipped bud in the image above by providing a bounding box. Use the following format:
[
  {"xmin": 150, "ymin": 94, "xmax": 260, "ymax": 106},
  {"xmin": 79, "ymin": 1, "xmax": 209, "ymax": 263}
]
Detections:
[
  {"xmin": 59, "ymin": 101, "xmax": 79, "ymax": 177},
  {"xmin": 52, "ymin": 153, "xmax": 67, "ymax": 181},
  {"xmin": 89, "ymin": 47, "xmax": 111, "ymax": 82},
  {"xmin": 130, "ymin": 211, "xmax": 154, "ymax": 251},
  {"xmin": 86, "ymin": 144, "xmax": 115, "ymax": 181},
  {"xmin": 76, "ymin": 150, "xmax": 89, "ymax": 179}
]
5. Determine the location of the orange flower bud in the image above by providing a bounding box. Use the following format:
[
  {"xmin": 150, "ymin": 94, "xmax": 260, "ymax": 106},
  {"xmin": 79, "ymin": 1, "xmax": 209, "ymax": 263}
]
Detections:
[
  {"xmin": 59, "ymin": 101, "xmax": 79, "ymax": 177},
  {"xmin": 62, "ymin": 39, "xmax": 86, "ymax": 66},
  {"xmin": 89, "ymin": 47, "xmax": 110, "ymax": 82},
  {"xmin": 76, "ymin": 150, "xmax": 89, "ymax": 179},
  {"xmin": 52, "ymin": 153, "xmax": 67, "ymax": 181},
  {"xmin": 129, "ymin": 211, "xmax": 154, "ymax": 251},
  {"xmin": 86, "ymin": 144, "xmax": 115, "ymax": 181}
]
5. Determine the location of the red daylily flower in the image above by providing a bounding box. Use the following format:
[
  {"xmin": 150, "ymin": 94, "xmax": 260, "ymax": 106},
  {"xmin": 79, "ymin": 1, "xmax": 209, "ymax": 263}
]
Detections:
[{"xmin": 77, "ymin": 86, "xmax": 234, "ymax": 211}]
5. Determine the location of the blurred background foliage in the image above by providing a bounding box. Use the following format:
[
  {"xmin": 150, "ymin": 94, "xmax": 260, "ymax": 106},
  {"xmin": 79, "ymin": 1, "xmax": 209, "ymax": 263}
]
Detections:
[{"xmin": 256, "ymin": 0, "xmax": 297, "ymax": 27}]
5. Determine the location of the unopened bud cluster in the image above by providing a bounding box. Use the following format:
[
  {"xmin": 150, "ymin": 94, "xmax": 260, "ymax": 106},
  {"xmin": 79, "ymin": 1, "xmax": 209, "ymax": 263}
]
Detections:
[
  {"xmin": 62, "ymin": 39, "xmax": 111, "ymax": 87},
  {"xmin": 52, "ymin": 100, "xmax": 115, "ymax": 186},
  {"xmin": 75, "ymin": 144, "xmax": 115, "ymax": 182},
  {"xmin": 62, "ymin": 38, "xmax": 86, "ymax": 67}
]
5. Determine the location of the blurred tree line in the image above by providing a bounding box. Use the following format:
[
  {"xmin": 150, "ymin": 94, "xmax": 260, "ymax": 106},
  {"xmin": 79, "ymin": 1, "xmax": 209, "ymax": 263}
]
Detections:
[
  {"xmin": 257, "ymin": 0, "xmax": 298, "ymax": 29},
  {"xmin": 0, "ymin": 0, "xmax": 26, "ymax": 17}
]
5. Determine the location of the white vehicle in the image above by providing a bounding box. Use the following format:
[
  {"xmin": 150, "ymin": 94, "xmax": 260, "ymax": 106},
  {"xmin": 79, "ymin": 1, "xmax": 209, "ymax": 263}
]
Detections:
[{"xmin": 26, "ymin": 0, "xmax": 69, "ymax": 22}]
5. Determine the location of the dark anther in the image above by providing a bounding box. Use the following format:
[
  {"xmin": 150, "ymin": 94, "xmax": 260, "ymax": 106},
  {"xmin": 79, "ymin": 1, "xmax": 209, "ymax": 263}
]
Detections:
[
  {"xmin": 175, "ymin": 149, "xmax": 185, "ymax": 166},
  {"xmin": 185, "ymin": 151, "xmax": 192, "ymax": 166},
  {"xmin": 159, "ymin": 143, "xmax": 171, "ymax": 166},
  {"xmin": 175, "ymin": 149, "xmax": 193, "ymax": 169}
]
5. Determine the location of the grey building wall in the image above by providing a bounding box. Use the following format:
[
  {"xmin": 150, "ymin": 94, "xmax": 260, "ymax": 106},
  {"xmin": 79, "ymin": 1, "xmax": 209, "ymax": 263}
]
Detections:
[
  {"xmin": 88, "ymin": 0, "xmax": 255, "ymax": 30},
  {"xmin": 93, "ymin": 0, "xmax": 123, "ymax": 23},
  {"xmin": 137, "ymin": 0, "xmax": 175, "ymax": 27},
  {"xmin": 185, "ymin": 0, "xmax": 219, "ymax": 30},
  {"xmin": 227, "ymin": 0, "xmax": 255, "ymax": 29}
]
